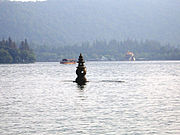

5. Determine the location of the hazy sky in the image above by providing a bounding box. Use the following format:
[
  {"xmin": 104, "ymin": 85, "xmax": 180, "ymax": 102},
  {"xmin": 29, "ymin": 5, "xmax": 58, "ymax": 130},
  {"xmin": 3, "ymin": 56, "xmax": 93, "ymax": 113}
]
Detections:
[{"xmin": 10, "ymin": 0, "xmax": 46, "ymax": 2}]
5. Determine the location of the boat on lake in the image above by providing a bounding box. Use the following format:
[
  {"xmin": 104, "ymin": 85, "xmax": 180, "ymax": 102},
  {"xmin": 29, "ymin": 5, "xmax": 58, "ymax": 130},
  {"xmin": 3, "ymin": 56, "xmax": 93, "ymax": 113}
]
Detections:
[
  {"xmin": 126, "ymin": 51, "xmax": 136, "ymax": 61},
  {"xmin": 60, "ymin": 59, "xmax": 76, "ymax": 64}
]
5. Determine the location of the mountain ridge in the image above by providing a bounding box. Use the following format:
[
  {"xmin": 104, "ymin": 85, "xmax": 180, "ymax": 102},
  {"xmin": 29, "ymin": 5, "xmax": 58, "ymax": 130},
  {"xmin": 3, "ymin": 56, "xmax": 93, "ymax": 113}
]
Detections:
[{"xmin": 0, "ymin": 0, "xmax": 180, "ymax": 46}]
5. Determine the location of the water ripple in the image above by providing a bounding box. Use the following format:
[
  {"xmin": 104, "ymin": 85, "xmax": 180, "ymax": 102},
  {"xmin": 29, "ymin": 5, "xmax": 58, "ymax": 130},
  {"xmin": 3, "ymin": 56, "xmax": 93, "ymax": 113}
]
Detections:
[{"xmin": 0, "ymin": 61, "xmax": 180, "ymax": 134}]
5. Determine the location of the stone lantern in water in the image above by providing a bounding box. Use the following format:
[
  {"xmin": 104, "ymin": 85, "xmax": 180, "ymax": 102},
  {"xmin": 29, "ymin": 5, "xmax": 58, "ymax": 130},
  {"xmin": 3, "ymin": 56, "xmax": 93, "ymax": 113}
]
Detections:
[{"xmin": 75, "ymin": 53, "xmax": 87, "ymax": 85}]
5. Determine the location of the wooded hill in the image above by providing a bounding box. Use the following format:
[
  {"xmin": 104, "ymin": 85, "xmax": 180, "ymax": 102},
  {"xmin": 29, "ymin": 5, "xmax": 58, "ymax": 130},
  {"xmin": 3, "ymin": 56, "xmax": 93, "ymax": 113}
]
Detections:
[{"xmin": 0, "ymin": 0, "xmax": 180, "ymax": 46}]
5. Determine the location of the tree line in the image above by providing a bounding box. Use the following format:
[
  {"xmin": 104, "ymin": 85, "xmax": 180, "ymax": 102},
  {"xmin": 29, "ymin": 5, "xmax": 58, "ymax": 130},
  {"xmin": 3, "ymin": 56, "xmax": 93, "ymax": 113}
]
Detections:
[
  {"xmin": 0, "ymin": 37, "xmax": 36, "ymax": 64},
  {"xmin": 1, "ymin": 38, "xmax": 179, "ymax": 62},
  {"xmin": 33, "ymin": 39, "xmax": 180, "ymax": 62}
]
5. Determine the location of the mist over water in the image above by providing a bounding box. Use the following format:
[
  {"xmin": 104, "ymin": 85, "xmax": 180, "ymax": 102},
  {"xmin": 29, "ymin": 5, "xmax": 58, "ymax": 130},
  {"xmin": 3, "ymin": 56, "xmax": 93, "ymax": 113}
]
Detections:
[{"xmin": 0, "ymin": 61, "xmax": 180, "ymax": 134}]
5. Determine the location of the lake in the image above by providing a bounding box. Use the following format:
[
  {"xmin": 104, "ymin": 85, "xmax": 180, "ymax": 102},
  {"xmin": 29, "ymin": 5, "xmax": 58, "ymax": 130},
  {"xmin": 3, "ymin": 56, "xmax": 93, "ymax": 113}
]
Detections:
[{"xmin": 0, "ymin": 61, "xmax": 180, "ymax": 135}]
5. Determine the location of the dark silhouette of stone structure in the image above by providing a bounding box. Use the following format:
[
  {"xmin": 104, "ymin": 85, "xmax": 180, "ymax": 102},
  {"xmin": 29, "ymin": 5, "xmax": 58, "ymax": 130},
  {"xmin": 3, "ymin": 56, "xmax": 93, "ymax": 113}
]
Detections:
[{"xmin": 75, "ymin": 53, "xmax": 87, "ymax": 85}]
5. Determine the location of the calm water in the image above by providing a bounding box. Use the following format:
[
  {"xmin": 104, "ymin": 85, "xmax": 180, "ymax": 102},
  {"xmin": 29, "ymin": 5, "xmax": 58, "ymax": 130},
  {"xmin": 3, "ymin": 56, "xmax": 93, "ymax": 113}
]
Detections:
[{"xmin": 0, "ymin": 61, "xmax": 180, "ymax": 135}]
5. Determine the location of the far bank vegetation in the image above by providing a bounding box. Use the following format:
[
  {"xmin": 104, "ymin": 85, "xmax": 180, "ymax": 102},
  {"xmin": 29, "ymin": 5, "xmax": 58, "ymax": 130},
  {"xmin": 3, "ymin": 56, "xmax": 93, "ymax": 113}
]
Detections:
[{"xmin": 0, "ymin": 37, "xmax": 36, "ymax": 64}]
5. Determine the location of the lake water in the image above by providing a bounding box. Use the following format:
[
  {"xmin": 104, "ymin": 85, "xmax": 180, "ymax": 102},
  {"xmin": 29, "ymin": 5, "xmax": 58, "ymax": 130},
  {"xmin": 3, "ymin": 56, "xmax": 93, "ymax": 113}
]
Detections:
[{"xmin": 0, "ymin": 61, "xmax": 180, "ymax": 135}]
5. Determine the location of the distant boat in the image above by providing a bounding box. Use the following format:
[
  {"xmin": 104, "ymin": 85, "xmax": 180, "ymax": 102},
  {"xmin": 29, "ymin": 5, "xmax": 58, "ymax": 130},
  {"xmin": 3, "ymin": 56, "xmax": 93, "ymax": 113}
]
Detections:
[
  {"xmin": 126, "ymin": 51, "xmax": 136, "ymax": 61},
  {"xmin": 60, "ymin": 59, "xmax": 76, "ymax": 64}
]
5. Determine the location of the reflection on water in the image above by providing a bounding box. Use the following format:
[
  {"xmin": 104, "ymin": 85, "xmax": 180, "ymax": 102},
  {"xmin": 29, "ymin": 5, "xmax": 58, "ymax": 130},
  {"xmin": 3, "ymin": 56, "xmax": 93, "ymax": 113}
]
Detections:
[
  {"xmin": 77, "ymin": 84, "xmax": 86, "ymax": 90},
  {"xmin": 0, "ymin": 61, "xmax": 180, "ymax": 135}
]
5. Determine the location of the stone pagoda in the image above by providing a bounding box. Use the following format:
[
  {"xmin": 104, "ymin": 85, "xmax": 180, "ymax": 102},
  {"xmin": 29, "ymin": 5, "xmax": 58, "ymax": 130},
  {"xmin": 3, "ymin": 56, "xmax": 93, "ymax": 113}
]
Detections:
[{"xmin": 75, "ymin": 53, "xmax": 87, "ymax": 85}]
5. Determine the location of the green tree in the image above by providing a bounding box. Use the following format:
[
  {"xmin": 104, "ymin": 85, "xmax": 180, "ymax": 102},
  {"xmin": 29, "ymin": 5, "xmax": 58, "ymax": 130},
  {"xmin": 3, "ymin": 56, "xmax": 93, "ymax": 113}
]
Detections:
[
  {"xmin": 19, "ymin": 39, "xmax": 36, "ymax": 63},
  {"xmin": 0, "ymin": 38, "xmax": 36, "ymax": 63},
  {"xmin": 0, "ymin": 48, "xmax": 13, "ymax": 63}
]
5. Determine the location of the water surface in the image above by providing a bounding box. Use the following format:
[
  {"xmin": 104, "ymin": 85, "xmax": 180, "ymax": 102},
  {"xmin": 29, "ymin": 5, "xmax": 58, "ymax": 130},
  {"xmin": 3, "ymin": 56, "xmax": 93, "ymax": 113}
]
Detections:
[{"xmin": 0, "ymin": 61, "xmax": 180, "ymax": 134}]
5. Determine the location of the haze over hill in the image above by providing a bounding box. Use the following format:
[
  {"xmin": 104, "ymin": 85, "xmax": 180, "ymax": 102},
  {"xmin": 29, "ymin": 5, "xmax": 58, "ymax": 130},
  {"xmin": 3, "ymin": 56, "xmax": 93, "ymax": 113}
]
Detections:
[{"xmin": 0, "ymin": 0, "xmax": 180, "ymax": 46}]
